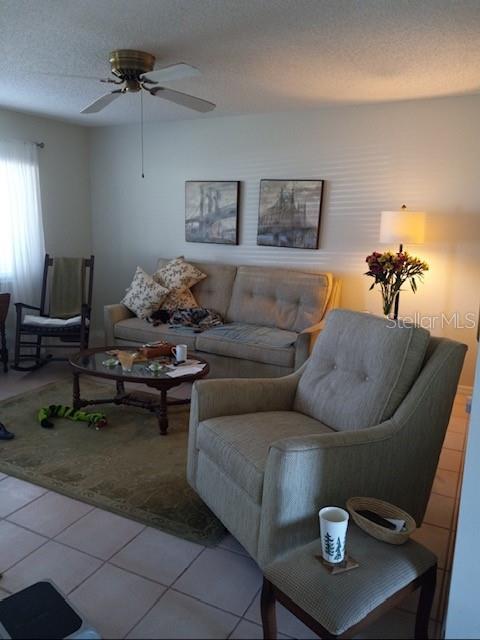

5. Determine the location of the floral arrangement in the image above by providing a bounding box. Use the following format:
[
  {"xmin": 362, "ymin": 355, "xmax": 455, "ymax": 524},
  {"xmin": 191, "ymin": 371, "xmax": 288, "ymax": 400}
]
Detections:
[{"xmin": 365, "ymin": 250, "xmax": 429, "ymax": 317}]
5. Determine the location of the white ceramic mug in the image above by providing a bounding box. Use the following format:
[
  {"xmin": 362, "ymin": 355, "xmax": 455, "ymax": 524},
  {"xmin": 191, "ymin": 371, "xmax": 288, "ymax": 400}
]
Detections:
[
  {"xmin": 171, "ymin": 344, "xmax": 187, "ymax": 363},
  {"xmin": 319, "ymin": 506, "xmax": 349, "ymax": 564}
]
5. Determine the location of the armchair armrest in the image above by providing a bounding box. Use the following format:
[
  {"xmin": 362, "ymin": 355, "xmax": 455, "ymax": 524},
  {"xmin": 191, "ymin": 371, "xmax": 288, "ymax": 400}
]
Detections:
[
  {"xmin": 258, "ymin": 420, "xmax": 398, "ymax": 566},
  {"xmin": 104, "ymin": 303, "xmax": 134, "ymax": 345},
  {"xmin": 187, "ymin": 370, "xmax": 304, "ymax": 487},
  {"xmin": 191, "ymin": 371, "xmax": 303, "ymax": 424}
]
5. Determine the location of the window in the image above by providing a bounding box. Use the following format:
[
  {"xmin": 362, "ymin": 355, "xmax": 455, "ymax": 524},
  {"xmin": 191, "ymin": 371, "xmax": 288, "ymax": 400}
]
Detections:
[{"xmin": 0, "ymin": 140, "xmax": 45, "ymax": 301}]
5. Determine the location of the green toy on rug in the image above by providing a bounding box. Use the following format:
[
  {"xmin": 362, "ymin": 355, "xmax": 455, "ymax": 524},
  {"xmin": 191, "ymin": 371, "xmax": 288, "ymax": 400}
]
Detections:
[{"xmin": 37, "ymin": 405, "xmax": 107, "ymax": 430}]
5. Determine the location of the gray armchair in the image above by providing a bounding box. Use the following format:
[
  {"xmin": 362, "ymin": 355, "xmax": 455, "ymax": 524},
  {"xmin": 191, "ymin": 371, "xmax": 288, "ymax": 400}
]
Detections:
[{"xmin": 187, "ymin": 310, "xmax": 467, "ymax": 568}]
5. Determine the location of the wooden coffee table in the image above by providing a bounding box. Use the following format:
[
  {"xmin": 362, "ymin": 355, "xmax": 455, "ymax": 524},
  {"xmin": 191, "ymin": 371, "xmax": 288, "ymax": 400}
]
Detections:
[{"xmin": 69, "ymin": 346, "xmax": 209, "ymax": 435}]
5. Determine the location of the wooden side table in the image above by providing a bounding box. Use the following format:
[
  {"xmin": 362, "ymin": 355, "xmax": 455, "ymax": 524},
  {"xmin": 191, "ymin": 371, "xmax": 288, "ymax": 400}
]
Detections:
[
  {"xmin": 261, "ymin": 525, "xmax": 437, "ymax": 639},
  {"xmin": 0, "ymin": 293, "xmax": 10, "ymax": 373}
]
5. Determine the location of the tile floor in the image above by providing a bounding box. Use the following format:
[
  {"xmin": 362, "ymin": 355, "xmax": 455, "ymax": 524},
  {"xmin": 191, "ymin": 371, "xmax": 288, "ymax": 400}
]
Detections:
[{"xmin": 0, "ymin": 364, "xmax": 470, "ymax": 639}]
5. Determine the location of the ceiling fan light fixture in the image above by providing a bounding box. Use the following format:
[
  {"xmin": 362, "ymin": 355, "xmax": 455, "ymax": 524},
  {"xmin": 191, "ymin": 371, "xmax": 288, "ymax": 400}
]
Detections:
[
  {"xmin": 109, "ymin": 49, "xmax": 156, "ymax": 79},
  {"xmin": 125, "ymin": 79, "xmax": 141, "ymax": 92}
]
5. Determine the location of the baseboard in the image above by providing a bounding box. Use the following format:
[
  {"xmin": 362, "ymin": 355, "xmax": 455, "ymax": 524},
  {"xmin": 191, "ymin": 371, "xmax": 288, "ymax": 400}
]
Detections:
[{"xmin": 458, "ymin": 384, "xmax": 473, "ymax": 395}]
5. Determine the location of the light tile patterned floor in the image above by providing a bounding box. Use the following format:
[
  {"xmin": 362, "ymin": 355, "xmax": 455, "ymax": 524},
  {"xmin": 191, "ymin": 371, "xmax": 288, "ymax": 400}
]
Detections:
[{"xmin": 0, "ymin": 364, "xmax": 469, "ymax": 639}]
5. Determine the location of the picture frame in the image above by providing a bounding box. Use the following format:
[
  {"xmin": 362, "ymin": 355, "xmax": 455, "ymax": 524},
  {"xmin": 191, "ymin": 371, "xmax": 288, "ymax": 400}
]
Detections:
[
  {"xmin": 257, "ymin": 179, "xmax": 324, "ymax": 249},
  {"xmin": 185, "ymin": 181, "xmax": 240, "ymax": 245}
]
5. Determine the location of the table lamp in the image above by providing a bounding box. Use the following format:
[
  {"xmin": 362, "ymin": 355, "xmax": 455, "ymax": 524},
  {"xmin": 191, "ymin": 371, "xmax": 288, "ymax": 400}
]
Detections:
[{"xmin": 379, "ymin": 204, "xmax": 426, "ymax": 319}]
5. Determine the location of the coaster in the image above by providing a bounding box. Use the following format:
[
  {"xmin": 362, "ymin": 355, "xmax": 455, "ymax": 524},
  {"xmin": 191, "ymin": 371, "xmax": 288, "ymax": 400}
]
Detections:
[{"xmin": 315, "ymin": 554, "xmax": 359, "ymax": 575}]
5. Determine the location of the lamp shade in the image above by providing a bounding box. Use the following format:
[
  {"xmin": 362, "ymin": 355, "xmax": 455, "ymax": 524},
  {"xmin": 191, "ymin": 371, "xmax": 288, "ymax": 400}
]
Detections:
[{"xmin": 379, "ymin": 209, "xmax": 426, "ymax": 245}]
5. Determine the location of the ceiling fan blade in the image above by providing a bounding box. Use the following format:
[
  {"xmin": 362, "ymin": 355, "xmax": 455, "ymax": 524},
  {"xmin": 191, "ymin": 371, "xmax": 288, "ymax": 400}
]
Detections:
[
  {"xmin": 81, "ymin": 89, "xmax": 124, "ymax": 114},
  {"xmin": 149, "ymin": 87, "xmax": 215, "ymax": 112},
  {"xmin": 35, "ymin": 70, "xmax": 119, "ymax": 83},
  {"xmin": 141, "ymin": 63, "xmax": 201, "ymax": 84}
]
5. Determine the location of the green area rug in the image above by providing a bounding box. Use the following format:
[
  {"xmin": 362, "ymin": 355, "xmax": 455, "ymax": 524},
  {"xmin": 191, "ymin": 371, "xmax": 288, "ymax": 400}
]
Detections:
[{"xmin": 0, "ymin": 379, "xmax": 224, "ymax": 545}]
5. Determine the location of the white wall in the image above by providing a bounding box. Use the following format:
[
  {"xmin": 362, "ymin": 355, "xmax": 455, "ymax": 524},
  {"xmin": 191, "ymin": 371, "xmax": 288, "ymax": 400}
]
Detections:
[
  {"xmin": 446, "ymin": 345, "xmax": 480, "ymax": 637},
  {"xmin": 89, "ymin": 95, "xmax": 480, "ymax": 385},
  {"xmin": 0, "ymin": 108, "xmax": 92, "ymax": 258}
]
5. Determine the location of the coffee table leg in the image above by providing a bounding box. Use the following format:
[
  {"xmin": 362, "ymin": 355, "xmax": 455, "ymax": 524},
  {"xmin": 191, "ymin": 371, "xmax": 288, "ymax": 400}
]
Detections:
[
  {"xmin": 157, "ymin": 388, "xmax": 169, "ymax": 435},
  {"xmin": 73, "ymin": 372, "xmax": 81, "ymax": 410}
]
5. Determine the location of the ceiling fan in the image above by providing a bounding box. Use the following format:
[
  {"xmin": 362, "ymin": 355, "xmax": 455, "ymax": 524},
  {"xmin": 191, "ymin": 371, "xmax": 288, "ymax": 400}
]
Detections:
[{"xmin": 81, "ymin": 49, "xmax": 215, "ymax": 114}]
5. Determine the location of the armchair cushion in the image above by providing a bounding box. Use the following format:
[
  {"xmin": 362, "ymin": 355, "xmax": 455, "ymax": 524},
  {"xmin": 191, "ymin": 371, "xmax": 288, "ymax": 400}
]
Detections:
[
  {"xmin": 197, "ymin": 411, "xmax": 333, "ymax": 503},
  {"xmin": 294, "ymin": 309, "xmax": 430, "ymax": 431},
  {"xmin": 196, "ymin": 322, "xmax": 298, "ymax": 367}
]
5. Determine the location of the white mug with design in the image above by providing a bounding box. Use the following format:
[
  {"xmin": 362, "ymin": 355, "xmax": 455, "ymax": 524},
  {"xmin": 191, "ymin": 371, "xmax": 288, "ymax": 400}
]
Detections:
[
  {"xmin": 319, "ymin": 506, "xmax": 349, "ymax": 564},
  {"xmin": 171, "ymin": 344, "xmax": 188, "ymax": 363}
]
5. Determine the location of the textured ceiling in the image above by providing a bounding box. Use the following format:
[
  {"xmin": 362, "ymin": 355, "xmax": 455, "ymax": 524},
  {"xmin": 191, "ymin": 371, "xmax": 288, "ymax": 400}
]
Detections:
[{"xmin": 1, "ymin": 0, "xmax": 479, "ymax": 126}]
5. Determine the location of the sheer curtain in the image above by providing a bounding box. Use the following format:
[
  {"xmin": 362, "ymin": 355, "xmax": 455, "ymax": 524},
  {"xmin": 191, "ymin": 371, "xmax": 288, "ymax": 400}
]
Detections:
[{"xmin": 0, "ymin": 140, "xmax": 45, "ymax": 305}]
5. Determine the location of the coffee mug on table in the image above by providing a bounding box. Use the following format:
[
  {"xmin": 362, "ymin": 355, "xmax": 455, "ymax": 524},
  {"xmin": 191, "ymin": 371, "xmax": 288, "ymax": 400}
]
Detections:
[
  {"xmin": 171, "ymin": 344, "xmax": 187, "ymax": 363},
  {"xmin": 319, "ymin": 506, "xmax": 349, "ymax": 564}
]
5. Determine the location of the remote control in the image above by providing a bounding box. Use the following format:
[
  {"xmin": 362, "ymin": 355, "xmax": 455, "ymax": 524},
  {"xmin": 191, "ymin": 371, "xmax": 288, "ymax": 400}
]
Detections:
[{"xmin": 357, "ymin": 509, "xmax": 397, "ymax": 530}]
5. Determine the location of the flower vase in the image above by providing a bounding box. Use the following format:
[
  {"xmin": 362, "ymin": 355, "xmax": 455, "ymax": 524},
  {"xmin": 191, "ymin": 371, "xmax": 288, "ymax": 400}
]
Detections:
[{"xmin": 382, "ymin": 291, "xmax": 399, "ymax": 320}]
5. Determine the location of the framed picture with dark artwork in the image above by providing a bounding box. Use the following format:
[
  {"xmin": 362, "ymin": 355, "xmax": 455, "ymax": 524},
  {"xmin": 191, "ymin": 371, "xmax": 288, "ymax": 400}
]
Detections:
[
  {"xmin": 257, "ymin": 179, "xmax": 324, "ymax": 249},
  {"xmin": 185, "ymin": 181, "xmax": 240, "ymax": 245}
]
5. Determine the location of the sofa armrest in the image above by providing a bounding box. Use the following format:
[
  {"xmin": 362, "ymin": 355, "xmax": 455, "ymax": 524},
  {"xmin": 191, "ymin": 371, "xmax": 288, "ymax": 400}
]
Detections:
[
  {"xmin": 258, "ymin": 420, "xmax": 397, "ymax": 566},
  {"xmin": 295, "ymin": 319, "xmax": 326, "ymax": 367},
  {"xmin": 301, "ymin": 319, "xmax": 326, "ymax": 336},
  {"xmin": 104, "ymin": 303, "xmax": 134, "ymax": 345},
  {"xmin": 295, "ymin": 278, "xmax": 342, "ymax": 363},
  {"xmin": 326, "ymin": 277, "xmax": 342, "ymax": 314}
]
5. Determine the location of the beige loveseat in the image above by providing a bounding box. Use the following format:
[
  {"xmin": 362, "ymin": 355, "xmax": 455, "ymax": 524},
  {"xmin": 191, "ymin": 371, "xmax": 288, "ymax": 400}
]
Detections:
[{"xmin": 104, "ymin": 259, "xmax": 340, "ymax": 378}]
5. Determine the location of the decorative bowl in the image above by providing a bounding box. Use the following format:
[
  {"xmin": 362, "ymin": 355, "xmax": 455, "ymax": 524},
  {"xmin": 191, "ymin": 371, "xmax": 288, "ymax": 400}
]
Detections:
[{"xmin": 346, "ymin": 496, "xmax": 416, "ymax": 545}]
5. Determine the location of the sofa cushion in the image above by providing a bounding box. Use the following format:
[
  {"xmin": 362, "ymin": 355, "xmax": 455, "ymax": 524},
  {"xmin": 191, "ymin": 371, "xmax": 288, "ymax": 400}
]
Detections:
[
  {"xmin": 227, "ymin": 266, "xmax": 331, "ymax": 332},
  {"xmin": 157, "ymin": 259, "xmax": 237, "ymax": 317},
  {"xmin": 121, "ymin": 267, "xmax": 170, "ymax": 320},
  {"xmin": 153, "ymin": 256, "xmax": 206, "ymax": 289},
  {"xmin": 196, "ymin": 322, "xmax": 298, "ymax": 368},
  {"xmin": 294, "ymin": 309, "xmax": 430, "ymax": 431},
  {"xmin": 160, "ymin": 287, "xmax": 199, "ymax": 311},
  {"xmin": 114, "ymin": 317, "xmax": 197, "ymax": 349},
  {"xmin": 197, "ymin": 411, "xmax": 333, "ymax": 503}
]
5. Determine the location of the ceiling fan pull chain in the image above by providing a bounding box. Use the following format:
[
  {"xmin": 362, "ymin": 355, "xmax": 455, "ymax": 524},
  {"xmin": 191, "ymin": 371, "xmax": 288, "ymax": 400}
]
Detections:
[{"xmin": 140, "ymin": 90, "xmax": 145, "ymax": 178}]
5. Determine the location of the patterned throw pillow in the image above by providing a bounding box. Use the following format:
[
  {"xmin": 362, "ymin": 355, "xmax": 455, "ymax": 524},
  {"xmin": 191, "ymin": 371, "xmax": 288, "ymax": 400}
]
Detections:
[
  {"xmin": 161, "ymin": 287, "xmax": 199, "ymax": 311},
  {"xmin": 121, "ymin": 267, "xmax": 170, "ymax": 319},
  {"xmin": 153, "ymin": 257, "xmax": 207, "ymax": 290}
]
